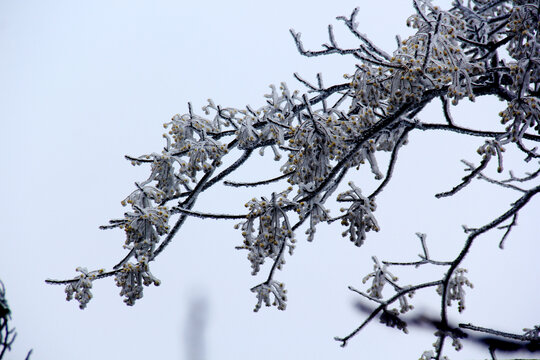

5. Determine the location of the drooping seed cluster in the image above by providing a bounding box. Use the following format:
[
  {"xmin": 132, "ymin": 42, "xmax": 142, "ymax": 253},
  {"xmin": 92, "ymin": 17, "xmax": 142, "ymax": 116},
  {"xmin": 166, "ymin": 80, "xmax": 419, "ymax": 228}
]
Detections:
[{"xmin": 235, "ymin": 189, "xmax": 296, "ymax": 278}]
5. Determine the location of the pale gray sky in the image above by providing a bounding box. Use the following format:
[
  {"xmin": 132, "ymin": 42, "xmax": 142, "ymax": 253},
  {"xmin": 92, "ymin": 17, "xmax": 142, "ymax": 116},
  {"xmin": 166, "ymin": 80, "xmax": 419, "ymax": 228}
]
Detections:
[{"xmin": 1, "ymin": 1, "xmax": 538, "ymax": 360}]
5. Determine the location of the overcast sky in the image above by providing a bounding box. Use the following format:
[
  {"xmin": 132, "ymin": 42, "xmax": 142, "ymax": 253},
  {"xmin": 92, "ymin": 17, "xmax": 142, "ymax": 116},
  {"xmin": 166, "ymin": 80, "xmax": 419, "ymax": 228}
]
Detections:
[{"xmin": 1, "ymin": 1, "xmax": 539, "ymax": 360}]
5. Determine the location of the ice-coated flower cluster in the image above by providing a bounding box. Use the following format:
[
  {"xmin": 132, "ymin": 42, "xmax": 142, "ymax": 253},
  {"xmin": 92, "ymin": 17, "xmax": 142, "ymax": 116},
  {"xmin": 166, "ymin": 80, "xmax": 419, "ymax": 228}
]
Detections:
[
  {"xmin": 505, "ymin": 3, "xmax": 538, "ymax": 60},
  {"xmin": 251, "ymin": 280, "xmax": 288, "ymax": 312},
  {"xmin": 129, "ymin": 153, "xmax": 185, "ymax": 198},
  {"xmin": 114, "ymin": 261, "xmax": 161, "ymax": 306},
  {"xmin": 437, "ymin": 268, "xmax": 473, "ymax": 312},
  {"xmin": 111, "ymin": 184, "xmax": 172, "ymax": 261},
  {"xmin": 232, "ymin": 84, "xmax": 297, "ymax": 155},
  {"xmin": 296, "ymin": 195, "xmax": 330, "ymax": 242},
  {"xmin": 499, "ymin": 97, "xmax": 540, "ymax": 145},
  {"xmin": 361, "ymin": 256, "xmax": 396, "ymax": 299},
  {"xmin": 495, "ymin": 2, "xmax": 539, "ymax": 149},
  {"xmin": 337, "ymin": 182, "xmax": 379, "ymax": 247},
  {"xmin": 64, "ymin": 267, "xmax": 104, "ymax": 309},
  {"xmin": 236, "ymin": 189, "xmax": 296, "ymax": 276},
  {"xmin": 163, "ymin": 112, "xmax": 228, "ymax": 181},
  {"xmin": 282, "ymin": 113, "xmax": 334, "ymax": 187},
  {"xmin": 351, "ymin": 0, "xmax": 482, "ymax": 113},
  {"xmin": 361, "ymin": 257, "xmax": 414, "ymax": 314}
]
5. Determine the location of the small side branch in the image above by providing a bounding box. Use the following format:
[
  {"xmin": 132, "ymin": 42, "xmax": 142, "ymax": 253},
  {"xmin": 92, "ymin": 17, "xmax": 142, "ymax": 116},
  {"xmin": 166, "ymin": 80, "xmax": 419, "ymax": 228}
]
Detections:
[
  {"xmin": 497, "ymin": 213, "xmax": 518, "ymax": 249},
  {"xmin": 435, "ymin": 157, "xmax": 491, "ymax": 198}
]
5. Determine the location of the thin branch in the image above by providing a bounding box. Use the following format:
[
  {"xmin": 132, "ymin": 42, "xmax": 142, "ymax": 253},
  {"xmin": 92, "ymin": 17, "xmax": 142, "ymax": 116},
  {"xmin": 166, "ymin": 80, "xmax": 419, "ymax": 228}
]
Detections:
[
  {"xmin": 435, "ymin": 156, "xmax": 491, "ymax": 198},
  {"xmin": 413, "ymin": 122, "xmax": 540, "ymax": 142},
  {"xmin": 474, "ymin": 166, "xmax": 527, "ymax": 193},
  {"xmin": 335, "ymin": 280, "xmax": 442, "ymax": 347},
  {"xmin": 369, "ymin": 125, "xmax": 413, "ymax": 199},
  {"xmin": 152, "ymin": 167, "xmax": 217, "ymax": 259},
  {"xmin": 289, "ymin": 29, "xmax": 403, "ymax": 69},
  {"xmin": 459, "ymin": 323, "xmax": 539, "ymax": 342},
  {"xmin": 45, "ymin": 270, "xmax": 118, "ymax": 285},
  {"xmin": 497, "ymin": 213, "xmax": 518, "ymax": 249},
  {"xmin": 383, "ymin": 233, "xmax": 452, "ymax": 267},
  {"xmin": 24, "ymin": 349, "xmax": 33, "ymax": 360},
  {"xmin": 336, "ymin": 7, "xmax": 392, "ymax": 61},
  {"xmin": 504, "ymin": 165, "xmax": 540, "ymax": 183},
  {"xmin": 124, "ymin": 155, "xmax": 154, "ymax": 163},
  {"xmin": 201, "ymin": 149, "xmax": 253, "ymax": 191},
  {"xmin": 439, "ymin": 184, "xmax": 540, "ymax": 348},
  {"xmin": 224, "ymin": 172, "xmax": 292, "ymax": 188},
  {"xmin": 171, "ymin": 207, "xmax": 247, "ymax": 220},
  {"xmin": 293, "ymin": 72, "xmax": 318, "ymax": 91},
  {"xmin": 347, "ymin": 286, "xmax": 384, "ymax": 304},
  {"xmin": 440, "ymin": 96, "xmax": 455, "ymax": 126}
]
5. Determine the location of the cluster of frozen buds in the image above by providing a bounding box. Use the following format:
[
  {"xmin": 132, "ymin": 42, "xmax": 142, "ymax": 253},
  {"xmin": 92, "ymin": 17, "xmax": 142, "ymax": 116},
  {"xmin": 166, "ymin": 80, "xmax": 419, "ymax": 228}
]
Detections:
[
  {"xmin": 235, "ymin": 189, "xmax": 296, "ymax": 276},
  {"xmin": 128, "ymin": 153, "xmax": 186, "ymax": 198},
  {"xmin": 477, "ymin": 139, "xmax": 505, "ymax": 172},
  {"xmin": 114, "ymin": 261, "xmax": 161, "ymax": 306},
  {"xmin": 251, "ymin": 280, "xmax": 288, "ymax": 312},
  {"xmin": 499, "ymin": 97, "xmax": 540, "ymax": 145},
  {"xmin": 351, "ymin": 0, "xmax": 482, "ymax": 115},
  {"xmin": 505, "ymin": 3, "xmax": 539, "ymax": 60},
  {"xmin": 64, "ymin": 267, "xmax": 104, "ymax": 309},
  {"xmin": 112, "ymin": 184, "xmax": 171, "ymax": 260},
  {"xmin": 232, "ymin": 84, "xmax": 298, "ymax": 156},
  {"xmin": 97, "ymin": 181, "xmax": 171, "ymax": 306},
  {"xmin": 437, "ymin": 268, "xmax": 473, "ymax": 313},
  {"xmin": 338, "ymin": 182, "xmax": 379, "ymax": 247},
  {"xmin": 361, "ymin": 256, "xmax": 397, "ymax": 299},
  {"xmin": 282, "ymin": 110, "xmax": 334, "ymax": 187},
  {"xmin": 295, "ymin": 195, "xmax": 330, "ymax": 242},
  {"xmin": 405, "ymin": 3, "xmax": 482, "ymax": 104},
  {"xmin": 161, "ymin": 108, "xmax": 229, "ymax": 182}
]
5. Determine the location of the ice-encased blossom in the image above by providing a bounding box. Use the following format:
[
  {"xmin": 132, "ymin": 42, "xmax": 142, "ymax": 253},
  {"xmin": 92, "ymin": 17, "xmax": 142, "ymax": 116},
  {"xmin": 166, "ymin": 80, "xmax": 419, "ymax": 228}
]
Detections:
[
  {"xmin": 146, "ymin": 153, "xmax": 187, "ymax": 198},
  {"xmin": 251, "ymin": 280, "xmax": 288, "ymax": 312},
  {"xmin": 351, "ymin": 0, "xmax": 483, "ymax": 111},
  {"xmin": 236, "ymin": 190, "xmax": 296, "ymax": 275},
  {"xmin": 506, "ymin": 3, "xmax": 539, "ymax": 60},
  {"xmin": 437, "ymin": 268, "xmax": 473, "ymax": 312},
  {"xmin": 362, "ymin": 256, "xmax": 397, "ymax": 299},
  {"xmin": 397, "ymin": 288, "xmax": 415, "ymax": 314},
  {"xmin": 122, "ymin": 183, "xmax": 166, "ymax": 207},
  {"xmin": 164, "ymin": 110, "xmax": 229, "ymax": 181},
  {"xmin": 64, "ymin": 267, "xmax": 104, "ymax": 309},
  {"xmin": 338, "ymin": 181, "xmax": 379, "ymax": 247},
  {"xmin": 295, "ymin": 195, "xmax": 330, "ymax": 242},
  {"xmin": 282, "ymin": 115, "xmax": 334, "ymax": 187},
  {"xmin": 499, "ymin": 97, "xmax": 540, "ymax": 145},
  {"xmin": 114, "ymin": 261, "xmax": 161, "ymax": 306}
]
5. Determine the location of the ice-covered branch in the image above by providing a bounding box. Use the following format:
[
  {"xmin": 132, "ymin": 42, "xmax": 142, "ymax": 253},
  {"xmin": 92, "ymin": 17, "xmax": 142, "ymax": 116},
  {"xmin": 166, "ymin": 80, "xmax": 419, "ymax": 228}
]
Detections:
[{"xmin": 47, "ymin": 1, "xmax": 539, "ymax": 358}]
